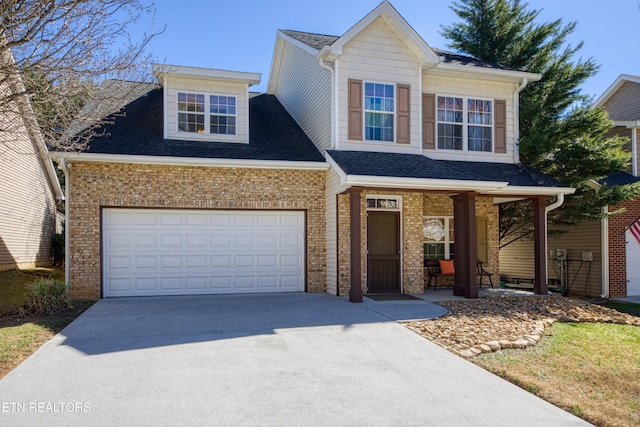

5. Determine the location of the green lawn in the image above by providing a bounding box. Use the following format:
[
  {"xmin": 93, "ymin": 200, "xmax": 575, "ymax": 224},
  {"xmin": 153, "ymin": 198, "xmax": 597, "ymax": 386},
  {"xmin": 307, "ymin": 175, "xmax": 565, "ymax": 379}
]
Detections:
[
  {"xmin": 0, "ymin": 268, "xmax": 93, "ymax": 379},
  {"xmin": 475, "ymin": 321, "xmax": 640, "ymax": 427},
  {"xmin": 600, "ymin": 300, "xmax": 640, "ymax": 317}
]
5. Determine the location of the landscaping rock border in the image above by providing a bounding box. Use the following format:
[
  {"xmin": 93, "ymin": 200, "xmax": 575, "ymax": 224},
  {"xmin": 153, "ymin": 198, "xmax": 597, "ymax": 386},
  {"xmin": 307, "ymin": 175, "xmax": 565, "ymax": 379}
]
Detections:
[{"xmin": 406, "ymin": 295, "xmax": 640, "ymax": 358}]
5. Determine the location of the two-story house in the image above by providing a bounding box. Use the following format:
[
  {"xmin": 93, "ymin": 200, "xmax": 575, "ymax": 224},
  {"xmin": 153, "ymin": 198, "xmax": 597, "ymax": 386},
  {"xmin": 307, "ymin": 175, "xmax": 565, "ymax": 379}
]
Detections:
[
  {"xmin": 52, "ymin": 1, "xmax": 573, "ymax": 301},
  {"xmin": 500, "ymin": 74, "xmax": 640, "ymax": 299}
]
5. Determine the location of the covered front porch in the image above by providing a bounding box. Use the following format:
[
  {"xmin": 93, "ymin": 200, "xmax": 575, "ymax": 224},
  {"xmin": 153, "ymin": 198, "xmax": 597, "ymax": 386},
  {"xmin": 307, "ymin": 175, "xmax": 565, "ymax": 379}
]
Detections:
[{"xmin": 326, "ymin": 150, "xmax": 575, "ymax": 302}]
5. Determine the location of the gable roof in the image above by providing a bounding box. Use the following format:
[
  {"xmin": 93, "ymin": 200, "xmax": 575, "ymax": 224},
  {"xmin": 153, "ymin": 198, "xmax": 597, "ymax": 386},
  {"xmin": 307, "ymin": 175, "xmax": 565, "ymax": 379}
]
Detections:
[
  {"xmin": 327, "ymin": 150, "xmax": 572, "ymax": 195},
  {"xmin": 281, "ymin": 29, "xmax": 520, "ymax": 74},
  {"xmin": 66, "ymin": 88, "xmax": 324, "ymax": 163},
  {"xmin": 594, "ymin": 74, "xmax": 640, "ymax": 108},
  {"xmin": 319, "ymin": 1, "xmax": 439, "ymax": 65}
]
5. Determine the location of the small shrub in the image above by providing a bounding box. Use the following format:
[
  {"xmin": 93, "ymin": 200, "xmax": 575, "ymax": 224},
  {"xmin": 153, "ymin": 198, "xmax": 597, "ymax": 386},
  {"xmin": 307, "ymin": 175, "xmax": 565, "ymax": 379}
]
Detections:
[{"xmin": 26, "ymin": 278, "xmax": 70, "ymax": 314}]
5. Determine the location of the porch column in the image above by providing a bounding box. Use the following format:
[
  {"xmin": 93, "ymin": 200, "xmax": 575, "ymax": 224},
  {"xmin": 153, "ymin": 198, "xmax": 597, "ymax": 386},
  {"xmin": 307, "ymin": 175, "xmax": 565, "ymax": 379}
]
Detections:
[
  {"xmin": 349, "ymin": 189, "xmax": 363, "ymax": 303},
  {"xmin": 532, "ymin": 196, "xmax": 548, "ymax": 295},
  {"xmin": 452, "ymin": 192, "xmax": 478, "ymax": 299}
]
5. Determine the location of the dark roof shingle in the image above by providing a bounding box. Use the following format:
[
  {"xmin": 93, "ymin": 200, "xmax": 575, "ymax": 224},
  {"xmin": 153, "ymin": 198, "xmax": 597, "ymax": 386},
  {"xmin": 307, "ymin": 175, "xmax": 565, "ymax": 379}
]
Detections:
[
  {"xmin": 327, "ymin": 150, "xmax": 568, "ymax": 188},
  {"xmin": 598, "ymin": 171, "xmax": 640, "ymax": 187},
  {"xmin": 85, "ymin": 88, "xmax": 325, "ymax": 162}
]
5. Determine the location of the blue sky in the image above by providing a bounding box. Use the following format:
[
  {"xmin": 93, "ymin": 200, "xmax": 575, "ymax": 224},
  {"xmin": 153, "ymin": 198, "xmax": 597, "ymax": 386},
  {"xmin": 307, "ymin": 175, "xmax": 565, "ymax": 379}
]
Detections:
[{"xmin": 136, "ymin": 0, "xmax": 639, "ymax": 100}]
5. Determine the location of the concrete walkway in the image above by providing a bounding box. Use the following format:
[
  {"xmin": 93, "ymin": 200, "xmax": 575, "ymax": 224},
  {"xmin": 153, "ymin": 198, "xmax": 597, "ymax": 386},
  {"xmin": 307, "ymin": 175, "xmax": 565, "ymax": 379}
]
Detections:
[{"xmin": 0, "ymin": 293, "xmax": 589, "ymax": 426}]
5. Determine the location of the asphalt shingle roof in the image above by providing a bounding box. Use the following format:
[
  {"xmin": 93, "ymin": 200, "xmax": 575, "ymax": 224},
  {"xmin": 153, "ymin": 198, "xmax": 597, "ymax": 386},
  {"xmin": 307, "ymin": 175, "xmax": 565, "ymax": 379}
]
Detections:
[
  {"xmin": 281, "ymin": 29, "xmax": 518, "ymax": 72},
  {"xmin": 85, "ymin": 88, "xmax": 325, "ymax": 162},
  {"xmin": 327, "ymin": 150, "xmax": 568, "ymax": 188},
  {"xmin": 598, "ymin": 171, "xmax": 640, "ymax": 187}
]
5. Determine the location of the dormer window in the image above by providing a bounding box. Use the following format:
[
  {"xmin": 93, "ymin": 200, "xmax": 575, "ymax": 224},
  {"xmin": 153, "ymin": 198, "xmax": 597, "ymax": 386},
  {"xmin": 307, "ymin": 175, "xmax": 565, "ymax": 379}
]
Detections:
[{"xmin": 178, "ymin": 92, "xmax": 237, "ymax": 135}]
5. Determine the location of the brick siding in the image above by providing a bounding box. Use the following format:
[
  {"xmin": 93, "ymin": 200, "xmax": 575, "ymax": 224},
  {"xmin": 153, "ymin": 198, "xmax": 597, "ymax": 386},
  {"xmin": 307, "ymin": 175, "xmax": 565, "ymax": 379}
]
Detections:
[
  {"xmin": 68, "ymin": 162, "xmax": 326, "ymax": 299},
  {"xmin": 336, "ymin": 191, "xmax": 500, "ymax": 295},
  {"xmin": 608, "ymin": 198, "xmax": 640, "ymax": 298}
]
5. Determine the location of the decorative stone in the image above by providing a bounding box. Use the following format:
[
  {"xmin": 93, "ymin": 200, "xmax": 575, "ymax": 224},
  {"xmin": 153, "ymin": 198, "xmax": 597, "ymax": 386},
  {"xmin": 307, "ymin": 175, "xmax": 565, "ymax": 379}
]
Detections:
[
  {"xmin": 486, "ymin": 341, "xmax": 501, "ymax": 351},
  {"xmin": 469, "ymin": 347, "xmax": 482, "ymax": 355},
  {"xmin": 459, "ymin": 349, "xmax": 474, "ymax": 358},
  {"xmin": 498, "ymin": 340, "xmax": 512, "ymax": 349},
  {"xmin": 478, "ymin": 344, "xmax": 492, "ymax": 354}
]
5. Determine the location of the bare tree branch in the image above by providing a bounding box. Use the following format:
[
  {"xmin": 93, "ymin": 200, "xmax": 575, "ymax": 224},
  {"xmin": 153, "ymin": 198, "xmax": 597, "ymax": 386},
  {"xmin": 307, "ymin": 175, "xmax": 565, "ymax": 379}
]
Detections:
[{"xmin": 0, "ymin": 0, "xmax": 162, "ymax": 152}]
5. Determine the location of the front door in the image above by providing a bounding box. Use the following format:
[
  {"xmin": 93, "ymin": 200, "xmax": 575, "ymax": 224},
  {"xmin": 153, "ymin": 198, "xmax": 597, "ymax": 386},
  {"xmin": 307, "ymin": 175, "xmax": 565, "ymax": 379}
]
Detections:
[{"xmin": 367, "ymin": 212, "xmax": 400, "ymax": 293}]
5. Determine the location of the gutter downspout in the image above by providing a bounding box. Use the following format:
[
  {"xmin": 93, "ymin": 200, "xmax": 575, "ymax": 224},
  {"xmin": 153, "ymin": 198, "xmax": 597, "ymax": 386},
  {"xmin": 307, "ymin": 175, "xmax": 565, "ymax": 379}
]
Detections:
[
  {"xmin": 544, "ymin": 193, "xmax": 565, "ymax": 285},
  {"xmin": 513, "ymin": 78, "xmax": 528, "ymax": 164},
  {"xmin": 632, "ymin": 127, "xmax": 638, "ymax": 176},
  {"xmin": 59, "ymin": 158, "xmax": 70, "ymax": 287},
  {"xmin": 601, "ymin": 206, "xmax": 609, "ymax": 298}
]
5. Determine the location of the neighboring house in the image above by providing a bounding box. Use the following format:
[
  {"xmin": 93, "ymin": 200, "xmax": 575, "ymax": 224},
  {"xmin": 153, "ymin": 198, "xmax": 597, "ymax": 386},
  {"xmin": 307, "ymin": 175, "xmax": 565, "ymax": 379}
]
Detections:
[
  {"xmin": 0, "ymin": 49, "xmax": 64, "ymax": 272},
  {"xmin": 500, "ymin": 74, "xmax": 640, "ymax": 298},
  {"xmin": 52, "ymin": 1, "xmax": 573, "ymax": 301}
]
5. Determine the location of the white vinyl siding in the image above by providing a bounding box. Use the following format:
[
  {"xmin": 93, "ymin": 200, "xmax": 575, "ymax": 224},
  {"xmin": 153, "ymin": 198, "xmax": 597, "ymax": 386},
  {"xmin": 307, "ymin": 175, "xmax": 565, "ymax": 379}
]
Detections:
[
  {"xmin": 0, "ymin": 89, "xmax": 57, "ymax": 271},
  {"xmin": 272, "ymin": 41, "xmax": 332, "ymax": 152},
  {"xmin": 102, "ymin": 209, "xmax": 305, "ymax": 297},
  {"xmin": 337, "ymin": 17, "xmax": 421, "ymax": 153},
  {"xmin": 423, "ymin": 74, "xmax": 517, "ymax": 163}
]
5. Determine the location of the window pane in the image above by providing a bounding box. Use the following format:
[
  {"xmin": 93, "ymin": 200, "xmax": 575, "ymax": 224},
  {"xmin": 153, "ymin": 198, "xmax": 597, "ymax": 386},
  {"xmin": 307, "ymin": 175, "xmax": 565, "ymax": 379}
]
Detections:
[
  {"xmin": 365, "ymin": 112, "xmax": 393, "ymax": 142},
  {"xmin": 178, "ymin": 112, "xmax": 205, "ymax": 133},
  {"xmin": 210, "ymin": 115, "xmax": 236, "ymax": 135},
  {"xmin": 365, "ymin": 83, "xmax": 375, "ymax": 97},
  {"xmin": 468, "ymin": 125, "xmax": 492, "ymax": 151},
  {"xmin": 178, "ymin": 92, "xmax": 204, "ymax": 114},
  {"xmin": 437, "ymin": 124, "xmax": 462, "ymax": 150},
  {"xmin": 424, "ymin": 243, "xmax": 445, "ymax": 260}
]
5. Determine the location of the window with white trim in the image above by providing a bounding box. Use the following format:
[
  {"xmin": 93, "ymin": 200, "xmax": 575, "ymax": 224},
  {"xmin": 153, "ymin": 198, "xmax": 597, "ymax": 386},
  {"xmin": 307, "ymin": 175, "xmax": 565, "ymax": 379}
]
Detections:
[
  {"xmin": 365, "ymin": 83, "xmax": 394, "ymax": 142},
  {"xmin": 178, "ymin": 92, "xmax": 236, "ymax": 135},
  {"xmin": 366, "ymin": 196, "xmax": 400, "ymax": 210},
  {"xmin": 437, "ymin": 96, "xmax": 492, "ymax": 152},
  {"xmin": 423, "ymin": 216, "xmax": 454, "ymax": 261}
]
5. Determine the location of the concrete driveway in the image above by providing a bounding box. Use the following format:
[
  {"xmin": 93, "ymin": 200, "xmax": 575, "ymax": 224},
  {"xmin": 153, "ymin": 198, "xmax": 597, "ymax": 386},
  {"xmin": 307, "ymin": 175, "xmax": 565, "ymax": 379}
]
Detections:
[{"xmin": 0, "ymin": 293, "xmax": 589, "ymax": 426}]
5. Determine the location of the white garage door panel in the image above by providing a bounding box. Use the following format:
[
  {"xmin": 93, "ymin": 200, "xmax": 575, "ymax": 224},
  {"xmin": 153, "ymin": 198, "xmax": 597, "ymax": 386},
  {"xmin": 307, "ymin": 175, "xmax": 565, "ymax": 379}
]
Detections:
[{"xmin": 103, "ymin": 209, "xmax": 305, "ymax": 297}]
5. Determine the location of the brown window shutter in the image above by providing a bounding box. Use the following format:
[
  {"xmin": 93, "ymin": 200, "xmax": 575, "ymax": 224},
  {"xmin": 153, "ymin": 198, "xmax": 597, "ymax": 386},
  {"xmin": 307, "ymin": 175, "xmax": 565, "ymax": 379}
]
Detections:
[
  {"xmin": 397, "ymin": 84, "xmax": 410, "ymax": 144},
  {"xmin": 422, "ymin": 93, "xmax": 435, "ymax": 149},
  {"xmin": 494, "ymin": 99, "xmax": 506, "ymax": 153},
  {"xmin": 348, "ymin": 79, "xmax": 363, "ymax": 141}
]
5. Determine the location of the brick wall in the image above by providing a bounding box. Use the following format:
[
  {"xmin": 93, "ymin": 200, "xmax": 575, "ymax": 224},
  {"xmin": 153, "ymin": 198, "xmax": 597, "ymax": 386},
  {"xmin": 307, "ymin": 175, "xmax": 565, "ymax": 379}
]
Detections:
[
  {"xmin": 68, "ymin": 162, "xmax": 326, "ymax": 299},
  {"xmin": 608, "ymin": 197, "xmax": 640, "ymax": 298},
  {"xmin": 336, "ymin": 191, "xmax": 499, "ymax": 295}
]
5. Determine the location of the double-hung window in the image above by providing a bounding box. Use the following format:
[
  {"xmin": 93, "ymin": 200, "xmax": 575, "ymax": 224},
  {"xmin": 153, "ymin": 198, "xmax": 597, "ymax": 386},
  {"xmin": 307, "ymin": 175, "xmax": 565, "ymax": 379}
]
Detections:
[
  {"xmin": 436, "ymin": 96, "xmax": 492, "ymax": 152},
  {"xmin": 364, "ymin": 83, "xmax": 394, "ymax": 142},
  {"xmin": 178, "ymin": 93, "xmax": 205, "ymax": 133},
  {"xmin": 178, "ymin": 92, "xmax": 236, "ymax": 135},
  {"xmin": 423, "ymin": 216, "xmax": 454, "ymax": 262}
]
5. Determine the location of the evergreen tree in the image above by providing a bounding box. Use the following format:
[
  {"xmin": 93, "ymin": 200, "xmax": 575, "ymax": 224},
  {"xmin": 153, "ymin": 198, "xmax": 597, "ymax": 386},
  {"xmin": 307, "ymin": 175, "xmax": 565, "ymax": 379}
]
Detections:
[{"xmin": 442, "ymin": 0, "xmax": 639, "ymax": 246}]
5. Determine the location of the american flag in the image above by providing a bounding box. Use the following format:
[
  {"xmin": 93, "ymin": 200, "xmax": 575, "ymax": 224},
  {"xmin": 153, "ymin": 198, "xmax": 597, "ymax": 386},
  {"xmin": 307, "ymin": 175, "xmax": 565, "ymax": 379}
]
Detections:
[{"xmin": 630, "ymin": 220, "xmax": 640, "ymax": 245}]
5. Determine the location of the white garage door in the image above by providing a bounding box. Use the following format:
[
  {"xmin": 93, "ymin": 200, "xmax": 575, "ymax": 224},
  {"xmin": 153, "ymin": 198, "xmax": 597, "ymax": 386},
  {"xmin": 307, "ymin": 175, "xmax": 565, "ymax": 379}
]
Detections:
[
  {"xmin": 102, "ymin": 209, "xmax": 305, "ymax": 297},
  {"xmin": 626, "ymin": 222, "xmax": 640, "ymax": 296}
]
